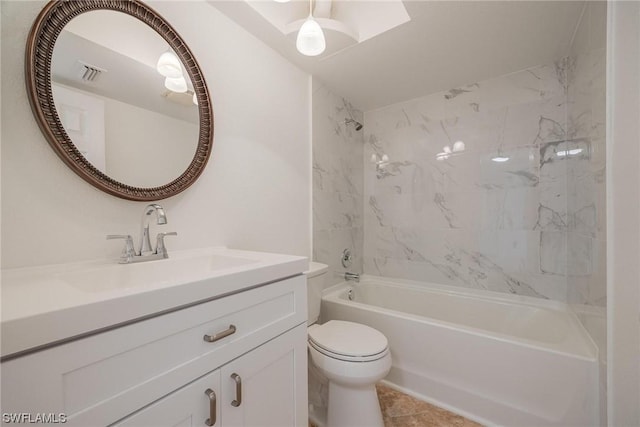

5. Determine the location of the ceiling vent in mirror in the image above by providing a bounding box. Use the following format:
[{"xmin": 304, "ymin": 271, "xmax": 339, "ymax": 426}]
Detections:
[{"xmin": 77, "ymin": 60, "xmax": 107, "ymax": 83}]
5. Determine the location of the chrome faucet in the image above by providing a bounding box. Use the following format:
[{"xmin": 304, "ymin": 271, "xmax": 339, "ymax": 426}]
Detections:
[
  {"xmin": 139, "ymin": 204, "xmax": 167, "ymax": 256},
  {"xmin": 107, "ymin": 204, "xmax": 177, "ymax": 264}
]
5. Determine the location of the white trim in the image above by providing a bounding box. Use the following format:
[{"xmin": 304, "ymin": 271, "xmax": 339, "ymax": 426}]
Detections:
[{"xmin": 606, "ymin": 1, "xmax": 640, "ymax": 425}]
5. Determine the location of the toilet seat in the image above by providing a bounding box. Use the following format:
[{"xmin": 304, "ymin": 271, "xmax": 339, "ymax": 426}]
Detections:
[
  {"xmin": 309, "ymin": 340, "xmax": 389, "ymax": 362},
  {"xmin": 308, "ymin": 320, "xmax": 389, "ymax": 362}
]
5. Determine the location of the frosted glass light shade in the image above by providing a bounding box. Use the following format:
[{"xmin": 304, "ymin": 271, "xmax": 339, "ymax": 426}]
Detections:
[
  {"xmin": 491, "ymin": 156, "xmax": 510, "ymax": 162},
  {"xmin": 192, "ymin": 92, "xmax": 198, "ymax": 106},
  {"xmin": 296, "ymin": 16, "xmax": 326, "ymax": 56},
  {"xmin": 156, "ymin": 51, "xmax": 182, "ymax": 78},
  {"xmin": 164, "ymin": 76, "xmax": 187, "ymax": 93},
  {"xmin": 453, "ymin": 141, "xmax": 465, "ymax": 152}
]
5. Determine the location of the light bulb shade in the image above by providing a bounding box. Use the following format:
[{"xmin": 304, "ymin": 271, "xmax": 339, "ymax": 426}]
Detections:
[
  {"xmin": 296, "ymin": 17, "xmax": 326, "ymax": 56},
  {"xmin": 156, "ymin": 51, "xmax": 182, "ymax": 78},
  {"xmin": 491, "ymin": 156, "xmax": 510, "ymax": 162},
  {"xmin": 164, "ymin": 76, "xmax": 188, "ymax": 93},
  {"xmin": 192, "ymin": 92, "xmax": 198, "ymax": 106},
  {"xmin": 453, "ymin": 141, "xmax": 465, "ymax": 152}
]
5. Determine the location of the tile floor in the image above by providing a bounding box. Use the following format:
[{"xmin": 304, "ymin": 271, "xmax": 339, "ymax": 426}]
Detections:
[
  {"xmin": 309, "ymin": 383, "xmax": 482, "ymax": 427},
  {"xmin": 376, "ymin": 384, "xmax": 482, "ymax": 427}
]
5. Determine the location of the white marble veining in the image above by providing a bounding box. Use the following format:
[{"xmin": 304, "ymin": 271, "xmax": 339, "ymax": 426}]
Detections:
[
  {"xmin": 312, "ymin": 79, "xmax": 364, "ymax": 285},
  {"xmin": 362, "ymin": 52, "xmax": 604, "ymax": 303},
  {"xmin": 566, "ymin": 1, "xmax": 607, "ymax": 307}
]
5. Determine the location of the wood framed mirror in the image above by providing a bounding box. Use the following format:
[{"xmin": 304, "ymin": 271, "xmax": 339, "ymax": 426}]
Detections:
[{"xmin": 26, "ymin": 0, "xmax": 213, "ymax": 201}]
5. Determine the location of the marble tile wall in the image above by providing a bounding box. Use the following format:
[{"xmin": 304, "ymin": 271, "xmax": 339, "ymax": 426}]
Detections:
[
  {"xmin": 566, "ymin": 2, "xmax": 607, "ymax": 308},
  {"xmin": 312, "ymin": 78, "xmax": 364, "ymax": 286},
  {"xmin": 312, "ymin": 4, "xmax": 606, "ymax": 306},
  {"xmin": 362, "ymin": 51, "xmax": 604, "ymax": 302},
  {"xmin": 565, "ymin": 5, "xmax": 607, "ymax": 419}
]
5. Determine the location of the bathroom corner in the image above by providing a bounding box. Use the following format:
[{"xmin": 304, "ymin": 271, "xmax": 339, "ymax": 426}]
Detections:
[{"xmin": 312, "ymin": 78, "xmax": 364, "ymax": 288}]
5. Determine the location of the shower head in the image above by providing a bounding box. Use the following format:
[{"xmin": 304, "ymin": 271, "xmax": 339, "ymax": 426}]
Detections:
[{"xmin": 344, "ymin": 118, "xmax": 363, "ymax": 131}]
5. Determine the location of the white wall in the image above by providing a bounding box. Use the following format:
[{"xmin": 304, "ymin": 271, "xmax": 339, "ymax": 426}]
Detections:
[
  {"xmin": 104, "ymin": 95, "xmax": 198, "ymax": 188},
  {"xmin": 606, "ymin": 1, "xmax": 640, "ymax": 424},
  {"xmin": 0, "ymin": 1, "xmax": 311, "ymax": 269},
  {"xmin": 52, "ymin": 82, "xmax": 200, "ymax": 188}
]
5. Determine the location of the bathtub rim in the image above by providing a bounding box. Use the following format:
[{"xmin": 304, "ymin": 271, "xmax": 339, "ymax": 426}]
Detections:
[
  {"xmin": 325, "ymin": 274, "xmax": 581, "ymax": 311},
  {"xmin": 322, "ymin": 274, "xmax": 598, "ymax": 362}
]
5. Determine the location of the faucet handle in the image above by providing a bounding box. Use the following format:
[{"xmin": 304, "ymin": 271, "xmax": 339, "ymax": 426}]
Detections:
[
  {"xmin": 107, "ymin": 235, "xmax": 135, "ymax": 263},
  {"xmin": 156, "ymin": 232, "xmax": 177, "ymax": 258}
]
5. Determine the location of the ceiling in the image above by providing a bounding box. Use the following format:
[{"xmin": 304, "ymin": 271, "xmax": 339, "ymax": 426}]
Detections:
[
  {"xmin": 52, "ymin": 10, "xmax": 198, "ymax": 123},
  {"xmin": 208, "ymin": 0, "xmax": 585, "ymax": 112}
]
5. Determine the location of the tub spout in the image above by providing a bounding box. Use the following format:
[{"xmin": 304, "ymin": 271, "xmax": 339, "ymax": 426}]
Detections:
[{"xmin": 345, "ymin": 272, "xmax": 360, "ymax": 282}]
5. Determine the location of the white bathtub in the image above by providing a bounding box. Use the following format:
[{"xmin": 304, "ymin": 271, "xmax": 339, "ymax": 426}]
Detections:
[{"xmin": 321, "ymin": 276, "xmax": 599, "ymax": 427}]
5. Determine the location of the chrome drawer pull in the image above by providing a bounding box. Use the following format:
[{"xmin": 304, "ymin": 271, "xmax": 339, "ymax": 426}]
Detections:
[
  {"xmin": 231, "ymin": 373, "xmax": 242, "ymax": 407},
  {"xmin": 204, "ymin": 388, "xmax": 216, "ymax": 426},
  {"xmin": 203, "ymin": 324, "xmax": 236, "ymax": 343}
]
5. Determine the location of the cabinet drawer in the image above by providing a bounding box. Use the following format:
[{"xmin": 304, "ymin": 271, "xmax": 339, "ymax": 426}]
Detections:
[{"xmin": 1, "ymin": 275, "xmax": 306, "ymax": 426}]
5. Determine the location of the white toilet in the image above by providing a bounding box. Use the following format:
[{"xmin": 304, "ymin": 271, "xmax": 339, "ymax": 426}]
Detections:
[{"xmin": 305, "ymin": 262, "xmax": 391, "ymax": 427}]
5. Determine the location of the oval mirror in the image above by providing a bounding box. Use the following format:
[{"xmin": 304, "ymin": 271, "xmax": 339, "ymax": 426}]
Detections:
[{"xmin": 26, "ymin": 0, "xmax": 213, "ymax": 201}]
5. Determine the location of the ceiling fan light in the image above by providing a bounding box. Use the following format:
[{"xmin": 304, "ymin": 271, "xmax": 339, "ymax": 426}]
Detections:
[{"xmin": 296, "ymin": 16, "xmax": 326, "ymax": 56}]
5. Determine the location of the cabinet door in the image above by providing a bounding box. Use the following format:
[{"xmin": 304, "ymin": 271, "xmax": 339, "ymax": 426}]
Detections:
[
  {"xmin": 221, "ymin": 324, "xmax": 308, "ymax": 427},
  {"xmin": 112, "ymin": 370, "xmax": 221, "ymax": 427}
]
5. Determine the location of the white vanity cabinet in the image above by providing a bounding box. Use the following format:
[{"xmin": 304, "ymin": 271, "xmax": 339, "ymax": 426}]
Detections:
[
  {"xmin": 219, "ymin": 324, "xmax": 306, "ymax": 427},
  {"xmin": 113, "ymin": 324, "xmax": 307, "ymax": 427},
  {"xmin": 1, "ymin": 275, "xmax": 308, "ymax": 427},
  {"xmin": 113, "ymin": 369, "xmax": 222, "ymax": 427}
]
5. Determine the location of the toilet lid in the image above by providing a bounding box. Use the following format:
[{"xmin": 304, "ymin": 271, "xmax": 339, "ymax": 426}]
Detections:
[{"xmin": 308, "ymin": 320, "xmax": 388, "ymax": 357}]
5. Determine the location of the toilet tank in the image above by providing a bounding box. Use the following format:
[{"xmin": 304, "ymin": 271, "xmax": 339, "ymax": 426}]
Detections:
[{"xmin": 305, "ymin": 262, "xmax": 328, "ymax": 325}]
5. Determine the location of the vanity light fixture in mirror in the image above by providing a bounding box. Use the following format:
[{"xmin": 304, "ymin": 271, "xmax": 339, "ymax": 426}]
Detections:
[{"xmin": 26, "ymin": 0, "xmax": 213, "ymax": 201}]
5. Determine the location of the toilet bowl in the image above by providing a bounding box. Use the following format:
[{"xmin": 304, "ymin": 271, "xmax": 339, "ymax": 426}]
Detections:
[{"xmin": 305, "ymin": 263, "xmax": 391, "ymax": 427}]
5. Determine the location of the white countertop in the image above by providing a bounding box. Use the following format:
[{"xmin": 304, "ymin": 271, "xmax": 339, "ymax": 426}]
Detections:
[{"xmin": 1, "ymin": 247, "xmax": 307, "ymax": 359}]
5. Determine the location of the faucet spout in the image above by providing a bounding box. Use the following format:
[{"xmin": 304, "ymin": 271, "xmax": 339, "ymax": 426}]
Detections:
[
  {"xmin": 139, "ymin": 204, "xmax": 167, "ymax": 255},
  {"xmin": 344, "ymin": 272, "xmax": 360, "ymax": 282}
]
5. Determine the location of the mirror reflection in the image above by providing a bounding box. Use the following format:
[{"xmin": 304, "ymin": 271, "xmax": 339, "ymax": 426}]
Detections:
[{"xmin": 51, "ymin": 10, "xmax": 199, "ymax": 188}]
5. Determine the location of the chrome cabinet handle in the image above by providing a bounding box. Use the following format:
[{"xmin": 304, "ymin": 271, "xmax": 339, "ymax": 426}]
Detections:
[
  {"xmin": 203, "ymin": 324, "xmax": 236, "ymax": 343},
  {"xmin": 204, "ymin": 388, "xmax": 216, "ymax": 426},
  {"xmin": 230, "ymin": 373, "xmax": 242, "ymax": 407}
]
